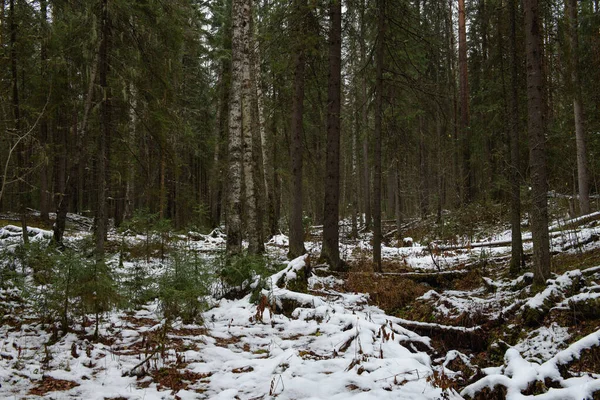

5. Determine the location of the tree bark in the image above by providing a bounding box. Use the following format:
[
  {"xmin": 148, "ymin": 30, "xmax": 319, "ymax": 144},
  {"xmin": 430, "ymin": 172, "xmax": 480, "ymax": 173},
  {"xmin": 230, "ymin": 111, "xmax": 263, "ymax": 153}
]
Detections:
[
  {"xmin": 360, "ymin": 0, "xmax": 371, "ymax": 231},
  {"xmin": 373, "ymin": 0, "xmax": 385, "ymax": 272},
  {"xmin": 320, "ymin": 0, "xmax": 342, "ymax": 270},
  {"xmin": 524, "ymin": 0, "xmax": 551, "ymax": 285},
  {"xmin": 10, "ymin": 0, "xmax": 28, "ymax": 245},
  {"xmin": 458, "ymin": 0, "xmax": 472, "ymax": 202},
  {"xmin": 39, "ymin": 0, "xmax": 50, "ymax": 223},
  {"xmin": 508, "ymin": 0, "xmax": 524, "ymax": 275},
  {"xmin": 123, "ymin": 84, "xmax": 137, "ymax": 221},
  {"xmin": 289, "ymin": 0, "xmax": 307, "ymax": 259},
  {"xmin": 226, "ymin": 0, "xmax": 245, "ymax": 255},
  {"xmin": 96, "ymin": 0, "xmax": 110, "ymax": 261},
  {"xmin": 241, "ymin": 0, "xmax": 263, "ymax": 255},
  {"xmin": 566, "ymin": 0, "xmax": 590, "ymax": 215}
]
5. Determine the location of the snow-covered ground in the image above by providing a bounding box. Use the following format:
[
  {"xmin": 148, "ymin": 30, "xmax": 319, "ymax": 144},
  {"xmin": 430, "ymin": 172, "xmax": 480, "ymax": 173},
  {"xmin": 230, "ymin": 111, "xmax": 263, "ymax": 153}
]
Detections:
[{"xmin": 0, "ymin": 211, "xmax": 599, "ymax": 399}]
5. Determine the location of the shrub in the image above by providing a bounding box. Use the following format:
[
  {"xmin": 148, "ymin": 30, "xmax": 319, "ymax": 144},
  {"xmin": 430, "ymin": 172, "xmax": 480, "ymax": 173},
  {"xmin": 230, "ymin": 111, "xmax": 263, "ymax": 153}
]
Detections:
[
  {"xmin": 158, "ymin": 245, "xmax": 212, "ymax": 324},
  {"xmin": 218, "ymin": 254, "xmax": 279, "ymax": 302}
]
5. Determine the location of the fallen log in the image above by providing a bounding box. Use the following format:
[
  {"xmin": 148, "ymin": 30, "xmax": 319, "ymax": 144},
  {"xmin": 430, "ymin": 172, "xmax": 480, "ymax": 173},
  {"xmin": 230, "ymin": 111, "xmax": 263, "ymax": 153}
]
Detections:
[{"xmin": 394, "ymin": 318, "xmax": 488, "ymax": 352}]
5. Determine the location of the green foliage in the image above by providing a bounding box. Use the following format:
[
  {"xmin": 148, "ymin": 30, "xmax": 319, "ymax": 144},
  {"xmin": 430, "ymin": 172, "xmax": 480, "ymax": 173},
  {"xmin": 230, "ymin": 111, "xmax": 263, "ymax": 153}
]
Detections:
[
  {"xmin": 120, "ymin": 208, "xmax": 173, "ymax": 260},
  {"xmin": 218, "ymin": 254, "xmax": 279, "ymax": 302},
  {"xmin": 158, "ymin": 245, "xmax": 212, "ymax": 324},
  {"xmin": 120, "ymin": 261, "xmax": 157, "ymax": 309}
]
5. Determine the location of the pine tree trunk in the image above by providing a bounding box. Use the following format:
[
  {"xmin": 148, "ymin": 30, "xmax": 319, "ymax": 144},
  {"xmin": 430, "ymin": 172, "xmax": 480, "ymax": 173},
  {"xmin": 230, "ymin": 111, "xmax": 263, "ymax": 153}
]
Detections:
[
  {"xmin": 226, "ymin": 0, "xmax": 245, "ymax": 255},
  {"xmin": 210, "ymin": 60, "xmax": 230, "ymax": 228},
  {"xmin": 289, "ymin": 0, "xmax": 307, "ymax": 259},
  {"xmin": 252, "ymin": 29, "xmax": 273, "ymax": 238},
  {"xmin": 321, "ymin": 0, "xmax": 342, "ymax": 270},
  {"xmin": 96, "ymin": 0, "xmax": 110, "ymax": 261},
  {"xmin": 508, "ymin": 0, "xmax": 524, "ymax": 275},
  {"xmin": 360, "ymin": 0, "xmax": 371, "ymax": 231},
  {"xmin": 53, "ymin": 115, "xmax": 68, "ymax": 245},
  {"xmin": 39, "ymin": 0, "xmax": 50, "ymax": 223},
  {"xmin": 373, "ymin": 0, "xmax": 385, "ymax": 272},
  {"xmin": 10, "ymin": 0, "xmax": 28, "ymax": 245},
  {"xmin": 524, "ymin": 0, "xmax": 551, "ymax": 285},
  {"xmin": 458, "ymin": 0, "xmax": 471, "ymax": 202},
  {"xmin": 566, "ymin": 0, "xmax": 590, "ymax": 215}
]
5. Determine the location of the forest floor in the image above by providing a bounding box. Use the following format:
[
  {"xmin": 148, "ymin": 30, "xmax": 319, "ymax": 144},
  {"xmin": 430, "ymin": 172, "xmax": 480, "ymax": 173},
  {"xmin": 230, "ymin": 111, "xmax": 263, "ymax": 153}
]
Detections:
[{"xmin": 1, "ymin": 204, "xmax": 600, "ymax": 399}]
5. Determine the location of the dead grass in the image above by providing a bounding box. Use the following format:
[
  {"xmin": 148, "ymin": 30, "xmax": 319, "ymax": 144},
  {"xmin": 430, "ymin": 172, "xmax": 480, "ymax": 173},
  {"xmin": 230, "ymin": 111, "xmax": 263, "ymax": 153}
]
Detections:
[
  {"xmin": 152, "ymin": 366, "xmax": 212, "ymax": 393},
  {"xmin": 29, "ymin": 376, "xmax": 79, "ymax": 395},
  {"xmin": 552, "ymin": 249, "xmax": 600, "ymax": 275},
  {"xmin": 453, "ymin": 269, "xmax": 484, "ymax": 291},
  {"xmin": 345, "ymin": 263, "xmax": 428, "ymax": 313}
]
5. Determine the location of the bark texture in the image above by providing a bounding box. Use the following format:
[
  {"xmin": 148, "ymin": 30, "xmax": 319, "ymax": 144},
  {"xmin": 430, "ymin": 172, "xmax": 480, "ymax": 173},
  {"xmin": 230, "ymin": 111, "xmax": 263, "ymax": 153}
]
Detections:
[
  {"xmin": 321, "ymin": 0, "xmax": 342, "ymax": 270},
  {"xmin": 524, "ymin": 0, "xmax": 551, "ymax": 285},
  {"xmin": 96, "ymin": 0, "xmax": 110, "ymax": 261},
  {"xmin": 373, "ymin": 0, "xmax": 385, "ymax": 272},
  {"xmin": 289, "ymin": 0, "xmax": 307, "ymax": 259},
  {"xmin": 566, "ymin": 0, "xmax": 590, "ymax": 215},
  {"xmin": 226, "ymin": 0, "xmax": 245, "ymax": 255},
  {"xmin": 241, "ymin": 0, "xmax": 263, "ymax": 255},
  {"xmin": 458, "ymin": 0, "xmax": 472, "ymax": 202},
  {"xmin": 509, "ymin": 0, "xmax": 524, "ymax": 275}
]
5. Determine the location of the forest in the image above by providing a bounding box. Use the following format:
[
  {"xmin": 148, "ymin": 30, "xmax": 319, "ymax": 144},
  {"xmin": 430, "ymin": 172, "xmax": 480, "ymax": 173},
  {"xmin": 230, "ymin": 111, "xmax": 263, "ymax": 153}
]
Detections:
[{"xmin": 1, "ymin": 0, "xmax": 600, "ymax": 399}]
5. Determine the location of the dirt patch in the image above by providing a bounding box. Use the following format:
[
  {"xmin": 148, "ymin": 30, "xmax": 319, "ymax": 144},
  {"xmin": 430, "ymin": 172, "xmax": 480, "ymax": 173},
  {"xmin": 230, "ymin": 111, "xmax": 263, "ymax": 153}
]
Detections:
[
  {"xmin": 345, "ymin": 272, "xmax": 427, "ymax": 313},
  {"xmin": 29, "ymin": 376, "xmax": 80, "ymax": 395},
  {"xmin": 153, "ymin": 366, "xmax": 212, "ymax": 393}
]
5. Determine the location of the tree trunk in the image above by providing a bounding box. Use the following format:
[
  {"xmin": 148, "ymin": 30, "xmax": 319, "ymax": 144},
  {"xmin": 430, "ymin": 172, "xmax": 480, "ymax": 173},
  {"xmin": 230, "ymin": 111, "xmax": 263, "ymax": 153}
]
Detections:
[
  {"xmin": 10, "ymin": 0, "xmax": 28, "ymax": 245},
  {"xmin": 124, "ymin": 84, "xmax": 137, "ymax": 221},
  {"xmin": 53, "ymin": 113, "xmax": 71, "ymax": 246},
  {"xmin": 320, "ymin": 0, "xmax": 342, "ymax": 270},
  {"xmin": 360, "ymin": 0, "xmax": 371, "ymax": 231},
  {"xmin": 458, "ymin": 0, "xmax": 472, "ymax": 202},
  {"xmin": 96, "ymin": 0, "xmax": 110, "ymax": 262},
  {"xmin": 241, "ymin": 0, "xmax": 263, "ymax": 255},
  {"xmin": 252, "ymin": 28, "xmax": 273, "ymax": 239},
  {"xmin": 210, "ymin": 60, "xmax": 230, "ymax": 228},
  {"xmin": 373, "ymin": 0, "xmax": 385, "ymax": 272},
  {"xmin": 289, "ymin": 0, "xmax": 307, "ymax": 259},
  {"xmin": 508, "ymin": 0, "xmax": 524, "ymax": 275},
  {"xmin": 39, "ymin": 0, "xmax": 50, "ymax": 223},
  {"xmin": 524, "ymin": 0, "xmax": 551, "ymax": 285},
  {"xmin": 566, "ymin": 0, "xmax": 590, "ymax": 215},
  {"xmin": 226, "ymin": 0, "xmax": 245, "ymax": 256}
]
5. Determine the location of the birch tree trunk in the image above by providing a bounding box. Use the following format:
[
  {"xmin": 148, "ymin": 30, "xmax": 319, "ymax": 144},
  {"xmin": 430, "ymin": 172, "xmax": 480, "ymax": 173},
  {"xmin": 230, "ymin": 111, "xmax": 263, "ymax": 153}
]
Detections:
[
  {"xmin": 124, "ymin": 84, "xmax": 137, "ymax": 220},
  {"xmin": 241, "ymin": 0, "xmax": 263, "ymax": 255},
  {"xmin": 226, "ymin": 0, "xmax": 245, "ymax": 255},
  {"xmin": 524, "ymin": 0, "xmax": 551, "ymax": 285}
]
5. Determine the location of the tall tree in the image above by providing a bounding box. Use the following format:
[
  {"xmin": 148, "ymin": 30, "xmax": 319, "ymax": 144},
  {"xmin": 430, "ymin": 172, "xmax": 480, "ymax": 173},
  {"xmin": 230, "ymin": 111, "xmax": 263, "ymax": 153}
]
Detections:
[
  {"xmin": 96, "ymin": 0, "xmax": 110, "ymax": 262},
  {"xmin": 458, "ymin": 0, "xmax": 471, "ymax": 202},
  {"xmin": 320, "ymin": 0, "xmax": 342, "ymax": 270},
  {"xmin": 524, "ymin": 0, "xmax": 551, "ymax": 286},
  {"xmin": 508, "ymin": 0, "xmax": 524, "ymax": 275},
  {"xmin": 373, "ymin": 0, "xmax": 385, "ymax": 272},
  {"xmin": 288, "ymin": 0, "xmax": 308, "ymax": 259},
  {"xmin": 10, "ymin": 0, "xmax": 29, "ymax": 245},
  {"xmin": 226, "ymin": 0, "xmax": 245, "ymax": 256},
  {"xmin": 566, "ymin": 0, "xmax": 590, "ymax": 215},
  {"xmin": 241, "ymin": 0, "xmax": 263, "ymax": 255}
]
